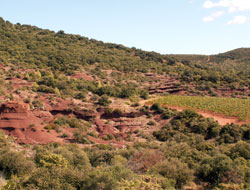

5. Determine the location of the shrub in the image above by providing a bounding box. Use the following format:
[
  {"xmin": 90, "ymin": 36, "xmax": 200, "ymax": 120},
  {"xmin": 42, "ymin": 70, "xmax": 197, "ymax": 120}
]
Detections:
[
  {"xmin": 197, "ymin": 154, "xmax": 237, "ymax": 186},
  {"xmin": 175, "ymin": 109, "xmax": 200, "ymax": 121},
  {"xmin": 153, "ymin": 126, "xmax": 177, "ymax": 142},
  {"xmin": 87, "ymin": 149, "xmax": 115, "ymax": 167},
  {"xmin": 37, "ymin": 85, "xmax": 55, "ymax": 93},
  {"xmin": 0, "ymin": 149, "xmax": 35, "ymax": 177},
  {"xmin": 44, "ymin": 124, "xmax": 60, "ymax": 132},
  {"xmin": 147, "ymin": 121, "xmax": 156, "ymax": 126},
  {"xmin": 140, "ymin": 90, "xmax": 149, "ymax": 100},
  {"xmin": 242, "ymin": 124, "xmax": 250, "ymax": 140},
  {"xmin": 151, "ymin": 103, "xmax": 164, "ymax": 113},
  {"xmin": 120, "ymin": 86, "xmax": 137, "ymax": 98},
  {"xmin": 75, "ymin": 92, "xmax": 86, "ymax": 101},
  {"xmin": 128, "ymin": 150, "xmax": 163, "ymax": 173},
  {"xmin": 112, "ymin": 108, "xmax": 123, "ymax": 115},
  {"xmin": 60, "ymin": 133, "xmax": 69, "ymax": 138},
  {"xmin": 73, "ymin": 130, "xmax": 92, "ymax": 144},
  {"xmin": 229, "ymin": 141, "xmax": 250, "ymax": 160},
  {"xmin": 52, "ymin": 145, "xmax": 91, "ymax": 170},
  {"xmin": 88, "ymin": 131, "xmax": 98, "ymax": 138},
  {"xmin": 23, "ymin": 167, "xmax": 81, "ymax": 190},
  {"xmin": 98, "ymin": 95, "xmax": 111, "ymax": 106},
  {"xmin": 161, "ymin": 109, "xmax": 176, "ymax": 119},
  {"xmin": 35, "ymin": 152, "xmax": 68, "ymax": 168},
  {"xmin": 218, "ymin": 124, "xmax": 242, "ymax": 144},
  {"xmin": 80, "ymin": 168, "xmax": 118, "ymax": 190},
  {"xmin": 97, "ymin": 86, "xmax": 121, "ymax": 97},
  {"xmin": 119, "ymin": 175, "xmax": 171, "ymax": 190},
  {"xmin": 132, "ymin": 102, "xmax": 140, "ymax": 107},
  {"xmin": 140, "ymin": 105, "xmax": 149, "ymax": 112},
  {"xmin": 54, "ymin": 117, "xmax": 84, "ymax": 129},
  {"xmin": 103, "ymin": 134, "xmax": 115, "ymax": 141},
  {"xmin": 32, "ymin": 100, "xmax": 44, "ymax": 109},
  {"xmin": 206, "ymin": 123, "xmax": 220, "ymax": 139},
  {"xmin": 151, "ymin": 158, "xmax": 193, "ymax": 189}
]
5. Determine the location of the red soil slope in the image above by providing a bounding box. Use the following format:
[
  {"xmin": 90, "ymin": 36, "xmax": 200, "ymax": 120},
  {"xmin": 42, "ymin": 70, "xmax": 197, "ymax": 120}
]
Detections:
[{"xmin": 0, "ymin": 101, "xmax": 63, "ymax": 144}]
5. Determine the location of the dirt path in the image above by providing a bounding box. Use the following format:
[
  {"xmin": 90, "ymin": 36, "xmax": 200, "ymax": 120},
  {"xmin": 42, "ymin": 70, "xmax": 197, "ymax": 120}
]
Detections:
[
  {"xmin": 140, "ymin": 98, "xmax": 247, "ymax": 126},
  {"xmin": 139, "ymin": 97, "xmax": 158, "ymax": 105}
]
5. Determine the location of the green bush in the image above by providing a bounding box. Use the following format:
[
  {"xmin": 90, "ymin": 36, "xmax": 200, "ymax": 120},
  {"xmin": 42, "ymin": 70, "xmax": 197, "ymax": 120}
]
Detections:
[
  {"xmin": 229, "ymin": 141, "xmax": 250, "ymax": 160},
  {"xmin": 153, "ymin": 125, "xmax": 176, "ymax": 141},
  {"xmin": 197, "ymin": 154, "xmax": 236, "ymax": 186},
  {"xmin": 23, "ymin": 167, "xmax": 82, "ymax": 190},
  {"xmin": 140, "ymin": 90, "xmax": 149, "ymax": 100},
  {"xmin": 150, "ymin": 103, "xmax": 164, "ymax": 113},
  {"xmin": 0, "ymin": 148, "xmax": 35, "ymax": 177},
  {"xmin": 151, "ymin": 158, "xmax": 193, "ymax": 189},
  {"xmin": 75, "ymin": 92, "xmax": 86, "ymax": 101},
  {"xmin": 218, "ymin": 124, "xmax": 242, "ymax": 144},
  {"xmin": 97, "ymin": 86, "xmax": 121, "ymax": 97},
  {"xmin": 98, "ymin": 95, "xmax": 111, "ymax": 106},
  {"xmin": 161, "ymin": 108, "xmax": 176, "ymax": 119},
  {"xmin": 32, "ymin": 100, "xmax": 44, "ymax": 109},
  {"xmin": 52, "ymin": 144, "xmax": 91, "ymax": 170},
  {"xmin": 119, "ymin": 175, "xmax": 171, "ymax": 190},
  {"xmin": 73, "ymin": 130, "xmax": 92, "ymax": 144},
  {"xmin": 35, "ymin": 152, "xmax": 68, "ymax": 168},
  {"xmin": 103, "ymin": 134, "xmax": 115, "ymax": 141},
  {"xmin": 36, "ymin": 85, "xmax": 55, "ymax": 93}
]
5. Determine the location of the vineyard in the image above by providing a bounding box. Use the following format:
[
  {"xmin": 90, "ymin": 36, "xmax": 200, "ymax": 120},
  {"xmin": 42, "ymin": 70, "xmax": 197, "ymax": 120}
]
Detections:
[{"xmin": 151, "ymin": 95, "xmax": 250, "ymax": 121}]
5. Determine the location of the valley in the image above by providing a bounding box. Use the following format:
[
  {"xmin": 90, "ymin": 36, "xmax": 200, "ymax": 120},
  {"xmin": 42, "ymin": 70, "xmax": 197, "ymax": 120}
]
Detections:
[{"xmin": 0, "ymin": 17, "xmax": 249, "ymax": 190}]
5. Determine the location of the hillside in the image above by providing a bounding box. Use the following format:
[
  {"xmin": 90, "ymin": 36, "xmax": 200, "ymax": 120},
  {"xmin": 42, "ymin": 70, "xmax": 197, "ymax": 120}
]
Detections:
[
  {"xmin": 211, "ymin": 48, "xmax": 250, "ymax": 63},
  {"xmin": 170, "ymin": 48, "xmax": 250, "ymax": 63},
  {"xmin": 0, "ymin": 17, "xmax": 249, "ymax": 190},
  {"xmin": 1, "ymin": 17, "xmax": 250, "ymax": 99}
]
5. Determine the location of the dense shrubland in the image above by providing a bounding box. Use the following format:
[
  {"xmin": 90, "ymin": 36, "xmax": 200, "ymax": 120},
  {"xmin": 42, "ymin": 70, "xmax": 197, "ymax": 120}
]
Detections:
[
  {"xmin": 0, "ymin": 106, "xmax": 249, "ymax": 190},
  {"xmin": 1, "ymin": 17, "xmax": 250, "ymax": 94}
]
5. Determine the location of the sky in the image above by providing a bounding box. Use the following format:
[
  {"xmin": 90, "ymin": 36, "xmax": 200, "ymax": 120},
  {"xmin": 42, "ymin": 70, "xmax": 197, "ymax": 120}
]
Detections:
[{"xmin": 0, "ymin": 0, "xmax": 249, "ymax": 55}]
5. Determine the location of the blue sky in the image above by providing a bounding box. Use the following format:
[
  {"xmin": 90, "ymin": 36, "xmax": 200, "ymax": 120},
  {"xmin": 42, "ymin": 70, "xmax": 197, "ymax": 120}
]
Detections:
[{"xmin": 0, "ymin": 0, "xmax": 249, "ymax": 55}]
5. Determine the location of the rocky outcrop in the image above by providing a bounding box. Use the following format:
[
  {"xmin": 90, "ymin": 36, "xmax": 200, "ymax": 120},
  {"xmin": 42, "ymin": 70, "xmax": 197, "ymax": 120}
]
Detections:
[
  {"xmin": 143, "ymin": 73, "xmax": 186, "ymax": 94},
  {"xmin": 0, "ymin": 102, "xmax": 30, "ymax": 121},
  {"xmin": 0, "ymin": 102, "xmax": 29, "ymax": 130},
  {"xmin": 49, "ymin": 109, "xmax": 96, "ymax": 121},
  {"xmin": 0, "ymin": 101, "xmax": 30, "ymax": 114},
  {"xmin": 0, "ymin": 102, "xmax": 58, "ymax": 144}
]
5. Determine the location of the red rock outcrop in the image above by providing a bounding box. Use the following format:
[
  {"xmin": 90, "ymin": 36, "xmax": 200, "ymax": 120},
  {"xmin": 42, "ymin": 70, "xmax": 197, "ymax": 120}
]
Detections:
[
  {"xmin": 0, "ymin": 101, "xmax": 30, "ymax": 113},
  {"xmin": 0, "ymin": 102, "xmax": 64, "ymax": 144}
]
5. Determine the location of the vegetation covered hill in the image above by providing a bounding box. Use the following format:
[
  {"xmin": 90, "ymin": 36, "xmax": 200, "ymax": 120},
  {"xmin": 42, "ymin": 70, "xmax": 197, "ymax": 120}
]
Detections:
[
  {"xmin": 0, "ymin": 17, "xmax": 249, "ymax": 190},
  {"xmin": 1, "ymin": 17, "xmax": 250, "ymax": 92},
  {"xmin": 211, "ymin": 48, "xmax": 250, "ymax": 63}
]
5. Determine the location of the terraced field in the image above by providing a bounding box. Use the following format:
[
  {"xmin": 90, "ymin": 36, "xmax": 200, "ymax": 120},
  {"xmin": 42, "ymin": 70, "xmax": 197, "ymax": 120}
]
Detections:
[{"xmin": 151, "ymin": 95, "xmax": 250, "ymax": 121}]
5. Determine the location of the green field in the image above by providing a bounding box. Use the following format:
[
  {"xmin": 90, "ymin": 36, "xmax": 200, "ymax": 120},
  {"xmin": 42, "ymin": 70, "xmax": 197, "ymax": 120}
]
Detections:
[{"xmin": 151, "ymin": 95, "xmax": 250, "ymax": 121}]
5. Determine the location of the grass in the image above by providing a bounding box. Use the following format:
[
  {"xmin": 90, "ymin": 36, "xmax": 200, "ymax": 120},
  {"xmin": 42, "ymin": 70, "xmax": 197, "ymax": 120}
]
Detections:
[{"xmin": 150, "ymin": 95, "xmax": 250, "ymax": 121}]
